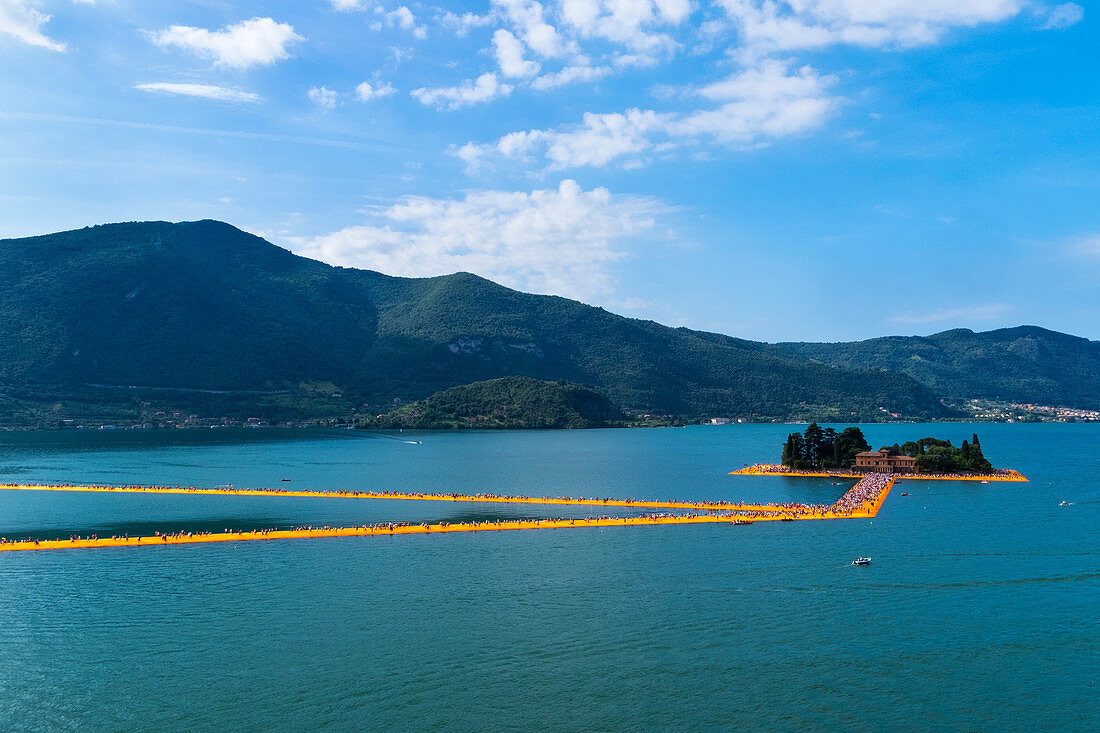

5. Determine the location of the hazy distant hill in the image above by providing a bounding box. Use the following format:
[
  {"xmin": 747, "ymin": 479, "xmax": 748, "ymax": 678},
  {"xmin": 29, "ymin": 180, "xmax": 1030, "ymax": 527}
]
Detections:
[
  {"xmin": 779, "ymin": 327, "xmax": 1100, "ymax": 409},
  {"xmin": 0, "ymin": 220, "xmax": 945, "ymax": 423},
  {"xmin": 362, "ymin": 377, "xmax": 626, "ymax": 429}
]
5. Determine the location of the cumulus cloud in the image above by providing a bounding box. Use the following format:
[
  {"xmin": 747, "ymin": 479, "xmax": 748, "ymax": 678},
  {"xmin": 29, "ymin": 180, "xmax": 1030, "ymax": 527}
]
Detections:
[
  {"xmin": 0, "ymin": 0, "xmax": 66, "ymax": 50},
  {"xmin": 356, "ymin": 80, "xmax": 396, "ymax": 101},
  {"xmin": 529, "ymin": 63, "xmax": 610, "ymax": 90},
  {"xmin": 1040, "ymin": 2, "xmax": 1083, "ymax": 29},
  {"xmin": 441, "ymin": 10, "xmax": 495, "ymax": 36},
  {"xmin": 135, "ymin": 82, "xmax": 262, "ymax": 103},
  {"xmin": 366, "ymin": 5, "xmax": 427, "ymax": 39},
  {"xmin": 492, "ymin": 0, "xmax": 575, "ymax": 57},
  {"xmin": 458, "ymin": 60, "xmax": 837, "ymax": 170},
  {"xmin": 559, "ymin": 0, "xmax": 686, "ymax": 53},
  {"xmin": 292, "ymin": 180, "xmax": 663, "ymax": 301},
  {"xmin": 717, "ymin": 0, "xmax": 1023, "ymax": 58},
  {"xmin": 411, "ymin": 72, "xmax": 512, "ymax": 110},
  {"xmin": 493, "ymin": 28, "xmax": 540, "ymax": 78},
  {"xmin": 150, "ymin": 17, "xmax": 303, "ymax": 69},
  {"xmin": 308, "ymin": 86, "xmax": 339, "ymax": 109},
  {"xmin": 329, "ymin": 0, "xmax": 368, "ymax": 9}
]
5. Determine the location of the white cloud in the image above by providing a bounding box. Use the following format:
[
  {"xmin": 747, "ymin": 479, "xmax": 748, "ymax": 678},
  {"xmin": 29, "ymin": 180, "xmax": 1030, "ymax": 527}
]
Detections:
[
  {"xmin": 493, "ymin": 28, "xmax": 540, "ymax": 78},
  {"xmin": 1067, "ymin": 234, "xmax": 1100, "ymax": 259},
  {"xmin": 292, "ymin": 180, "xmax": 663, "ymax": 302},
  {"xmin": 366, "ymin": 5, "xmax": 428, "ymax": 38},
  {"xmin": 411, "ymin": 72, "xmax": 513, "ymax": 110},
  {"xmin": 459, "ymin": 60, "xmax": 837, "ymax": 169},
  {"xmin": 308, "ymin": 86, "xmax": 339, "ymax": 109},
  {"xmin": 441, "ymin": 10, "xmax": 495, "ymax": 36},
  {"xmin": 355, "ymin": 81, "xmax": 396, "ymax": 101},
  {"xmin": 559, "ymin": 0, "xmax": 684, "ymax": 53},
  {"xmin": 529, "ymin": 63, "xmax": 611, "ymax": 90},
  {"xmin": 0, "ymin": 0, "xmax": 66, "ymax": 51},
  {"xmin": 329, "ymin": 0, "xmax": 368, "ymax": 9},
  {"xmin": 492, "ymin": 0, "xmax": 575, "ymax": 57},
  {"xmin": 676, "ymin": 60, "xmax": 837, "ymax": 142},
  {"xmin": 891, "ymin": 303, "xmax": 1012, "ymax": 324},
  {"xmin": 150, "ymin": 17, "xmax": 303, "ymax": 69},
  {"xmin": 1040, "ymin": 3, "xmax": 1083, "ymax": 29},
  {"xmin": 135, "ymin": 82, "xmax": 262, "ymax": 103},
  {"xmin": 717, "ymin": 0, "xmax": 1023, "ymax": 58}
]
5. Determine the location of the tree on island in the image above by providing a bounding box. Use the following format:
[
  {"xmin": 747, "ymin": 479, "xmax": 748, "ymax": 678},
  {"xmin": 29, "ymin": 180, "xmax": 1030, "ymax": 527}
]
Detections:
[
  {"xmin": 880, "ymin": 433, "xmax": 993, "ymax": 473},
  {"xmin": 782, "ymin": 424, "xmax": 870, "ymax": 470}
]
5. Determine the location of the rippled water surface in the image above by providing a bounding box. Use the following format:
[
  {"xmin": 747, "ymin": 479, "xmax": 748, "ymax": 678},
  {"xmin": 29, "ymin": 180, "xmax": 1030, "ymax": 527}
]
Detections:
[{"xmin": 0, "ymin": 424, "xmax": 1096, "ymax": 731}]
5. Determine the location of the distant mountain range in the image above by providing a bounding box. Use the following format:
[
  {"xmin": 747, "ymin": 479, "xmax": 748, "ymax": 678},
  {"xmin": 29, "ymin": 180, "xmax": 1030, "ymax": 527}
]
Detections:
[
  {"xmin": 0, "ymin": 220, "xmax": 1094, "ymax": 427},
  {"xmin": 779, "ymin": 327, "xmax": 1100, "ymax": 411}
]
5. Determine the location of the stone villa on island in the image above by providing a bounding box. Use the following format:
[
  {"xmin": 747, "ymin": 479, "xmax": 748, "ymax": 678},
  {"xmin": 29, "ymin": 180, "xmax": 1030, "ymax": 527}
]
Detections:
[{"xmin": 853, "ymin": 450, "xmax": 917, "ymax": 474}]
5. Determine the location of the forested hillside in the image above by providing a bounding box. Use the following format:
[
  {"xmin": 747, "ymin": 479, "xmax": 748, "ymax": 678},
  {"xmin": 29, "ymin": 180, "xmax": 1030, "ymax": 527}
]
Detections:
[
  {"xmin": 779, "ymin": 327, "xmax": 1100, "ymax": 409},
  {"xmin": 0, "ymin": 220, "xmax": 947, "ymax": 425},
  {"xmin": 360, "ymin": 377, "xmax": 626, "ymax": 429}
]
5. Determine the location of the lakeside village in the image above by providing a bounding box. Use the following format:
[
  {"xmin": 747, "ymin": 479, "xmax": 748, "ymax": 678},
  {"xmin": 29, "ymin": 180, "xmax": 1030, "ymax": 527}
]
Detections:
[{"xmin": 776, "ymin": 423, "xmax": 996, "ymax": 475}]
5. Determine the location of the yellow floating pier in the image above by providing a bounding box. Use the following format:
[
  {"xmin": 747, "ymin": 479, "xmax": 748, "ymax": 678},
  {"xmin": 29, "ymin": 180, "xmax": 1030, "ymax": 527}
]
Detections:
[
  {"xmin": 0, "ymin": 483, "xmax": 812, "ymax": 513},
  {"xmin": 0, "ymin": 465, "xmax": 1024, "ymax": 553},
  {"xmin": 0, "ymin": 510, "xmax": 863, "ymax": 553}
]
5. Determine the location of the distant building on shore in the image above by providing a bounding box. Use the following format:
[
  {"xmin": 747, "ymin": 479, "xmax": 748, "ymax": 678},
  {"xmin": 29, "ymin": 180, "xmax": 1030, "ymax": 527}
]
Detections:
[{"xmin": 853, "ymin": 450, "xmax": 917, "ymax": 474}]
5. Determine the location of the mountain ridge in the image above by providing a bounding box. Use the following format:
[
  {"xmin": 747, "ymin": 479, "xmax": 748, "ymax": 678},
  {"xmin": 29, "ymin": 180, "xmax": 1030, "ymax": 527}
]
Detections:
[
  {"xmin": 778, "ymin": 326, "xmax": 1100, "ymax": 410},
  {"xmin": 1, "ymin": 219, "xmax": 1091, "ymax": 426}
]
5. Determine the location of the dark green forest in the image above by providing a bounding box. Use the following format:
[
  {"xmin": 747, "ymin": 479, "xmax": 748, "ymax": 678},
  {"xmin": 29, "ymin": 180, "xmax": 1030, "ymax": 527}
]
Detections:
[
  {"xmin": 0, "ymin": 220, "xmax": 949, "ymax": 426},
  {"xmin": 779, "ymin": 327, "xmax": 1100, "ymax": 410},
  {"xmin": 358, "ymin": 377, "xmax": 626, "ymax": 429},
  {"xmin": 0, "ymin": 220, "xmax": 1095, "ymax": 429}
]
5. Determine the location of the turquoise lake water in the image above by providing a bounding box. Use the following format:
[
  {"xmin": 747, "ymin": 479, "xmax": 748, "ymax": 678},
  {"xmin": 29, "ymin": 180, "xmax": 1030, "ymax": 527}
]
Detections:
[{"xmin": 0, "ymin": 424, "xmax": 1096, "ymax": 731}]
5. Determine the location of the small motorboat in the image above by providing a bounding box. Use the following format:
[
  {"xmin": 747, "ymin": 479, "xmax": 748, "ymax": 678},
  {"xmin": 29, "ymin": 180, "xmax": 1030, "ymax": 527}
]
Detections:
[
  {"xmin": 281, "ymin": 478, "xmax": 292, "ymax": 482},
  {"xmin": 900, "ymin": 492, "xmax": 909, "ymax": 496},
  {"xmin": 852, "ymin": 557, "xmax": 871, "ymax": 566},
  {"xmin": 732, "ymin": 520, "xmax": 753, "ymax": 525}
]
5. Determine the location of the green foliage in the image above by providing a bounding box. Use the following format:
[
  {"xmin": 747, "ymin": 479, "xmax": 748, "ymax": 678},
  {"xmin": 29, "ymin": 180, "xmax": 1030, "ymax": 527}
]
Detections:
[
  {"xmin": 0, "ymin": 220, "xmax": 954, "ymax": 426},
  {"xmin": 779, "ymin": 327, "xmax": 1100, "ymax": 410},
  {"xmin": 782, "ymin": 424, "xmax": 869, "ymax": 469},
  {"xmin": 883, "ymin": 434, "xmax": 995, "ymax": 473},
  {"xmin": 358, "ymin": 377, "xmax": 624, "ymax": 429}
]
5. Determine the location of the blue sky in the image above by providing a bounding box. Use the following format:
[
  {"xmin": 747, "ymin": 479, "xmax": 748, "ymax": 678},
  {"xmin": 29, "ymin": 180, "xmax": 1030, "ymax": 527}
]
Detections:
[{"xmin": 1, "ymin": 0, "xmax": 1096, "ymax": 342}]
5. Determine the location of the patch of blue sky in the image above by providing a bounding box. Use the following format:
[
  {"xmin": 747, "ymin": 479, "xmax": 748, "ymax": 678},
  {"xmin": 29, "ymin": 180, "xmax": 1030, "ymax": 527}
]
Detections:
[{"xmin": 0, "ymin": 0, "xmax": 1095, "ymax": 341}]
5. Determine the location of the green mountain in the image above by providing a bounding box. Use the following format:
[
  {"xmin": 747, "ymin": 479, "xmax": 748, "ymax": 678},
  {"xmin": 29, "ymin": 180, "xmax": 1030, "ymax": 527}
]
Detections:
[
  {"xmin": 0, "ymin": 220, "xmax": 946, "ymax": 425},
  {"xmin": 778, "ymin": 327, "xmax": 1100, "ymax": 409},
  {"xmin": 362, "ymin": 377, "xmax": 626, "ymax": 429}
]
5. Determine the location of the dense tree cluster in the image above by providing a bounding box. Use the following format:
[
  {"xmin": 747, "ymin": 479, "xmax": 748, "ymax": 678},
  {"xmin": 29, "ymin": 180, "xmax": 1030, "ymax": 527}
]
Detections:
[
  {"xmin": 358, "ymin": 377, "xmax": 625, "ymax": 430},
  {"xmin": 882, "ymin": 434, "xmax": 993, "ymax": 473},
  {"xmin": 781, "ymin": 424, "xmax": 871, "ymax": 470}
]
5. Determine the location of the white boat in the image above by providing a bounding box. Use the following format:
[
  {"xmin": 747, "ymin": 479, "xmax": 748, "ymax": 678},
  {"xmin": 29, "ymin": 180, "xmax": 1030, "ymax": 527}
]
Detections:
[{"xmin": 852, "ymin": 557, "xmax": 871, "ymax": 566}]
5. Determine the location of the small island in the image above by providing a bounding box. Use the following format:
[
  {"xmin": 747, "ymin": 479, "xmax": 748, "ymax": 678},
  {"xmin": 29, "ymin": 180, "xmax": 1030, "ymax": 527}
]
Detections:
[
  {"xmin": 356, "ymin": 377, "xmax": 631, "ymax": 430},
  {"xmin": 781, "ymin": 423, "xmax": 995, "ymax": 474}
]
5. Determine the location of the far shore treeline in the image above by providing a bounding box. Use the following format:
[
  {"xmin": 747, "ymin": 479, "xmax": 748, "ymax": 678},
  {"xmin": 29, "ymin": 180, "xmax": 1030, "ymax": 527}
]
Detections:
[{"xmin": 781, "ymin": 424, "xmax": 993, "ymax": 473}]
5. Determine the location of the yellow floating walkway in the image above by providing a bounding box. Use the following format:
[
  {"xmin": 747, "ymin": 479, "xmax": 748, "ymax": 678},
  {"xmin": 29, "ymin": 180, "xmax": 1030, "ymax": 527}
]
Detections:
[
  {"xmin": 0, "ymin": 483, "xmax": 806, "ymax": 513},
  {"xmin": 0, "ymin": 465, "xmax": 1023, "ymax": 553},
  {"xmin": 0, "ymin": 511, "xmax": 857, "ymax": 553}
]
